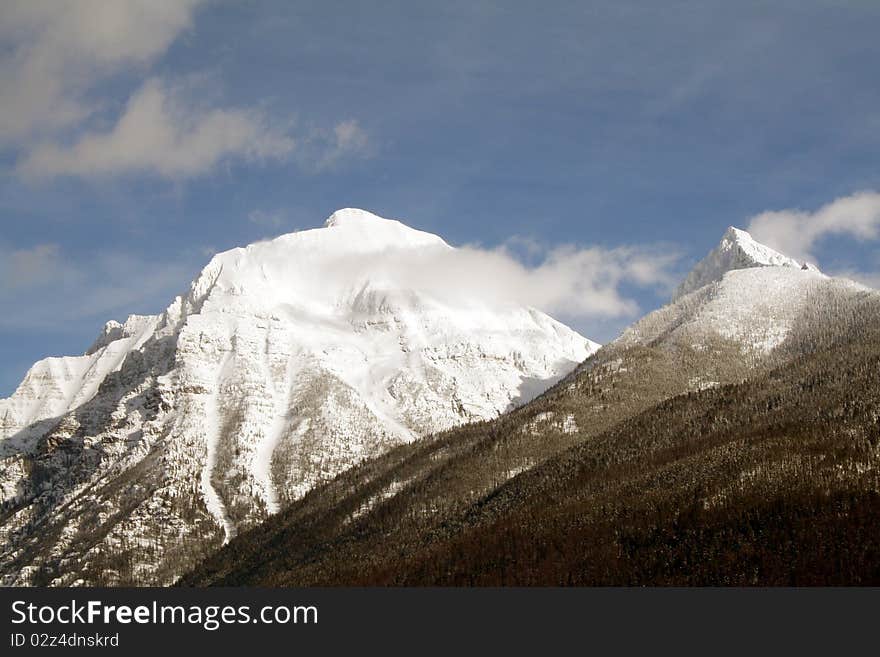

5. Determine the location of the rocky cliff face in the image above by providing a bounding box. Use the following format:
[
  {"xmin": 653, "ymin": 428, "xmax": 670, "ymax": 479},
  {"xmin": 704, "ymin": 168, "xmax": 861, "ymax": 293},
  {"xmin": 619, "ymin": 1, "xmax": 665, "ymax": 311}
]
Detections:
[{"xmin": 0, "ymin": 209, "xmax": 597, "ymax": 585}]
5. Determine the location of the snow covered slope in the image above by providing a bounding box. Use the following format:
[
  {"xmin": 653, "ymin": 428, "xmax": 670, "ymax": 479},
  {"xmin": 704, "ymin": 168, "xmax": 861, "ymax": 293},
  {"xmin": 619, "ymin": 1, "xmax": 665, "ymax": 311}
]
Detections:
[
  {"xmin": 0, "ymin": 208, "xmax": 597, "ymax": 586},
  {"xmin": 622, "ymin": 226, "xmax": 865, "ymax": 356},
  {"xmin": 0, "ymin": 315, "xmax": 158, "ymax": 443}
]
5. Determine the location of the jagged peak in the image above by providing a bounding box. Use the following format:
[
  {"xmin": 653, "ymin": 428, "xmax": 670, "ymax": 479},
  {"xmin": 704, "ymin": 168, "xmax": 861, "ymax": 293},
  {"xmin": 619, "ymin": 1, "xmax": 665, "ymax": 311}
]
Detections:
[
  {"xmin": 719, "ymin": 226, "xmax": 801, "ymax": 267},
  {"xmin": 85, "ymin": 315, "xmax": 157, "ymax": 356},
  {"xmin": 673, "ymin": 226, "xmax": 817, "ymax": 301}
]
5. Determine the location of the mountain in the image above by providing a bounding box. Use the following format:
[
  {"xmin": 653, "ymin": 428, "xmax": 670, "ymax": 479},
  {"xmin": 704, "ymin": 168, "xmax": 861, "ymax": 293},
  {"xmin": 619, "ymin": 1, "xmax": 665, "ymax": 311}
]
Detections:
[
  {"xmin": 182, "ymin": 227, "xmax": 880, "ymax": 586},
  {"xmin": 0, "ymin": 208, "xmax": 597, "ymax": 586}
]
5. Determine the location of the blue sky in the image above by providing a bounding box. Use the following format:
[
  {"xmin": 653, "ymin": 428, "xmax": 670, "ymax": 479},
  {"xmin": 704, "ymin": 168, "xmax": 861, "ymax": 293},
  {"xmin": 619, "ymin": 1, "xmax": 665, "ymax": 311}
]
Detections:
[{"xmin": 2, "ymin": 1, "xmax": 880, "ymax": 396}]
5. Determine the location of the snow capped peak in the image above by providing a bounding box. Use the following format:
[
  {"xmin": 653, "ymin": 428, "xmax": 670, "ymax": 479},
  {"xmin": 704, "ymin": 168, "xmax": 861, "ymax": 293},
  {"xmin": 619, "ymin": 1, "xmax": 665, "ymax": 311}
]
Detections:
[
  {"xmin": 319, "ymin": 208, "xmax": 447, "ymax": 249},
  {"xmin": 720, "ymin": 226, "xmax": 801, "ymax": 268},
  {"xmin": 171, "ymin": 210, "xmax": 463, "ymax": 328},
  {"xmin": 673, "ymin": 225, "xmax": 817, "ymax": 301},
  {"xmin": 174, "ymin": 209, "xmax": 453, "ymax": 320},
  {"xmin": 324, "ymin": 207, "xmax": 387, "ymax": 227}
]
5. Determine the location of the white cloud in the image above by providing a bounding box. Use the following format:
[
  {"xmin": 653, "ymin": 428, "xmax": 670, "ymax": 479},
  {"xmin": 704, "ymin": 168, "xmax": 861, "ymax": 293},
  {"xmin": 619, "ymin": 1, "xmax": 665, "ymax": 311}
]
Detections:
[
  {"xmin": 747, "ymin": 191, "xmax": 880, "ymax": 264},
  {"xmin": 18, "ymin": 78, "xmax": 294, "ymax": 179},
  {"xmin": 292, "ymin": 238, "xmax": 680, "ymax": 321},
  {"xmin": 2, "ymin": 1, "xmax": 371, "ymax": 180},
  {"xmin": 0, "ymin": 0, "xmax": 204, "ymax": 143},
  {"xmin": 451, "ymin": 243, "xmax": 679, "ymax": 318}
]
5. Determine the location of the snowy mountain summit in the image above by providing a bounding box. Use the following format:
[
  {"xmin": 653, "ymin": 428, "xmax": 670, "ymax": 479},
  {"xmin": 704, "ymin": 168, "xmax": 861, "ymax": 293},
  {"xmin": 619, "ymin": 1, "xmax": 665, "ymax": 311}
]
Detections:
[
  {"xmin": 621, "ymin": 226, "xmax": 863, "ymax": 359},
  {"xmin": 0, "ymin": 208, "xmax": 597, "ymax": 585},
  {"xmin": 673, "ymin": 226, "xmax": 819, "ymax": 301}
]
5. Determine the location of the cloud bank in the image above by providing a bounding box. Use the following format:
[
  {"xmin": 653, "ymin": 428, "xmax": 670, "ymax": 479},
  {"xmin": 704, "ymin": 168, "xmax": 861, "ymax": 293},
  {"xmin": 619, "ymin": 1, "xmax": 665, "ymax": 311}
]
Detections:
[
  {"xmin": 426, "ymin": 242, "xmax": 680, "ymax": 319},
  {"xmin": 250, "ymin": 232, "xmax": 681, "ymax": 323},
  {"xmin": 747, "ymin": 191, "xmax": 880, "ymax": 264}
]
